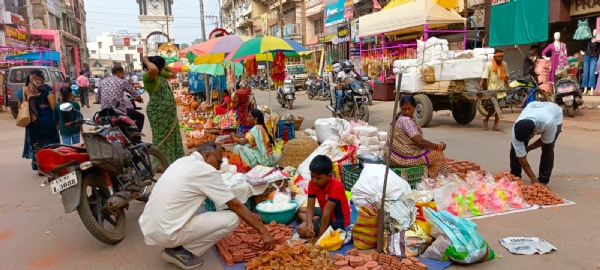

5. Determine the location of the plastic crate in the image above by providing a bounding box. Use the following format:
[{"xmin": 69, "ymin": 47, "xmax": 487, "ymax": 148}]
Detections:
[
  {"xmin": 391, "ymin": 165, "xmax": 429, "ymax": 189},
  {"xmin": 275, "ymin": 120, "xmax": 295, "ymax": 139},
  {"xmin": 204, "ymin": 197, "xmax": 252, "ymax": 212},
  {"xmin": 341, "ymin": 163, "xmax": 363, "ymax": 191}
]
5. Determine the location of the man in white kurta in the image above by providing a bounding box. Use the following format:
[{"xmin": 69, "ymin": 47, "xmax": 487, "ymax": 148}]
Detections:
[{"xmin": 139, "ymin": 142, "xmax": 274, "ymax": 269}]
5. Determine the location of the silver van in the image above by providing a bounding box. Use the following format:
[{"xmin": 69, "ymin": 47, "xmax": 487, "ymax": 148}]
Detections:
[{"xmin": 3, "ymin": 66, "xmax": 69, "ymax": 118}]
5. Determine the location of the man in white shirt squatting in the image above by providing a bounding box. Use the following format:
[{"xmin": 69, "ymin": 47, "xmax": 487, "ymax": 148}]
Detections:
[
  {"xmin": 510, "ymin": 101, "xmax": 563, "ymax": 186},
  {"xmin": 139, "ymin": 142, "xmax": 275, "ymax": 269}
]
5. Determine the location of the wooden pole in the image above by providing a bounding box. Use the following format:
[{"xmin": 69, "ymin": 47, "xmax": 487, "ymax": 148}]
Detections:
[
  {"xmin": 279, "ymin": 0, "xmax": 285, "ymax": 38},
  {"xmin": 376, "ymin": 71, "xmax": 402, "ymax": 252},
  {"xmin": 23, "ymin": 0, "xmax": 31, "ymax": 46}
]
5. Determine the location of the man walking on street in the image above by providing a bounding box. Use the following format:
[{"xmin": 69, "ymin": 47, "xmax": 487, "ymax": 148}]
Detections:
[
  {"xmin": 96, "ymin": 66, "xmax": 145, "ymax": 132},
  {"xmin": 77, "ymin": 71, "xmax": 90, "ymax": 108},
  {"xmin": 480, "ymin": 49, "xmax": 510, "ymax": 131},
  {"xmin": 510, "ymin": 101, "xmax": 563, "ymax": 186}
]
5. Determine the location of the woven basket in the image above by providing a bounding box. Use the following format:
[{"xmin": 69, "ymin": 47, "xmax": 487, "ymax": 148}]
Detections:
[
  {"xmin": 290, "ymin": 116, "xmax": 304, "ymax": 131},
  {"xmin": 279, "ymin": 137, "xmax": 319, "ymax": 168}
]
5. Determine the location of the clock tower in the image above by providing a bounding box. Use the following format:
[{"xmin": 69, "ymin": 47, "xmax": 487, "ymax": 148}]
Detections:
[{"xmin": 136, "ymin": 0, "xmax": 174, "ymax": 56}]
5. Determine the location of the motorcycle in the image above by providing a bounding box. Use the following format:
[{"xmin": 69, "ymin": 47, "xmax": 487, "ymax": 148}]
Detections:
[
  {"xmin": 360, "ymin": 75, "xmax": 374, "ymax": 105},
  {"xmin": 326, "ymin": 80, "xmax": 370, "ymax": 122},
  {"xmin": 35, "ymin": 100, "xmax": 169, "ymax": 245},
  {"xmin": 125, "ymin": 89, "xmax": 146, "ymax": 110},
  {"xmin": 307, "ymin": 76, "xmax": 331, "ymax": 100},
  {"xmin": 277, "ymin": 76, "xmax": 296, "ymax": 110},
  {"xmin": 477, "ymin": 69, "xmax": 552, "ymax": 116},
  {"xmin": 554, "ymin": 78, "xmax": 583, "ymax": 117},
  {"xmin": 249, "ymin": 76, "xmax": 259, "ymax": 89}
]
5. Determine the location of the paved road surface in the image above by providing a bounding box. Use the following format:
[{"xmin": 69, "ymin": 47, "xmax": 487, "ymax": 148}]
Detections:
[{"xmin": 0, "ymin": 90, "xmax": 599, "ymax": 270}]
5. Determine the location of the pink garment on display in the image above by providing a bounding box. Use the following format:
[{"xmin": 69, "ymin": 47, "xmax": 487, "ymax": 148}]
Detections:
[
  {"xmin": 595, "ymin": 60, "xmax": 600, "ymax": 93},
  {"xmin": 597, "ymin": 18, "xmax": 600, "ymax": 40},
  {"xmin": 541, "ymin": 43, "xmax": 568, "ymax": 83}
]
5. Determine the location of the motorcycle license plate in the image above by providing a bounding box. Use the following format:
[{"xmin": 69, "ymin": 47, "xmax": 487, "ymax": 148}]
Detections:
[
  {"xmin": 50, "ymin": 172, "xmax": 78, "ymax": 194},
  {"xmin": 562, "ymin": 95, "xmax": 574, "ymax": 102},
  {"xmin": 355, "ymin": 97, "xmax": 367, "ymax": 102}
]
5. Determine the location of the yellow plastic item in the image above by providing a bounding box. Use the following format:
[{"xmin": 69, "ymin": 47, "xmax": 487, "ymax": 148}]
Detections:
[
  {"xmin": 318, "ymin": 229, "xmax": 344, "ymax": 251},
  {"xmin": 353, "ymin": 205, "xmax": 378, "ymax": 249},
  {"xmin": 416, "ymin": 220, "xmax": 433, "ymax": 237}
]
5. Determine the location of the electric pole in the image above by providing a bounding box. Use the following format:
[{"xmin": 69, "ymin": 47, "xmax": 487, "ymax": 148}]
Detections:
[
  {"xmin": 23, "ymin": 0, "xmax": 31, "ymax": 46},
  {"xmin": 199, "ymin": 0, "xmax": 206, "ymax": 40},
  {"xmin": 279, "ymin": 0, "xmax": 284, "ymax": 38}
]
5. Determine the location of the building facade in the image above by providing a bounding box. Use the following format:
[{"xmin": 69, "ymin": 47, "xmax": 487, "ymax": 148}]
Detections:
[{"xmin": 87, "ymin": 32, "xmax": 145, "ymax": 75}]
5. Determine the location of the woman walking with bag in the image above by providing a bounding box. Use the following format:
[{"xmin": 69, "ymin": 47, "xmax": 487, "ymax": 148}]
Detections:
[
  {"xmin": 141, "ymin": 55, "xmax": 184, "ymax": 164},
  {"xmin": 17, "ymin": 69, "xmax": 60, "ymax": 173}
]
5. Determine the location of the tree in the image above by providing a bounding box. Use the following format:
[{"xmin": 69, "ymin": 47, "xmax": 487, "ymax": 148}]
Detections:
[
  {"xmin": 191, "ymin": 38, "xmax": 205, "ymax": 44},
  {"xmin": 180, "ymin": 43, "xmax": 190, "ymax": 50}
]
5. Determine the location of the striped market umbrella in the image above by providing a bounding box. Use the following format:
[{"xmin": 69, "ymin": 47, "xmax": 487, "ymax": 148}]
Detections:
[
  {"xmin": 179, "ymin": 35, "xmax": 250, "ymax": 64},
  {"xmin": 227, "ymin": 36, "xmax": 308, "ymax": 62},
  {"xmin": 189, "ymin": 61, "xmax": 244, "ymax": 76}
]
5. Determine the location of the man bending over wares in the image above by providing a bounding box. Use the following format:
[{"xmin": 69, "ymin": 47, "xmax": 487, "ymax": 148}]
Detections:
[
  {"xmin": 139, "ymin": 142, "xmax": 275, "ymax": 269},
  {"xmin": 510, "ymin": 101, "xmax": 563, "ymax": 186}
]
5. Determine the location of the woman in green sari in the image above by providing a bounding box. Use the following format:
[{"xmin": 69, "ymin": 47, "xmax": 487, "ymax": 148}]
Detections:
[
  {"xmin": 141, "ymin": 55, "xmax": 185, "ymax": 164},
  {"xmin": 232, "ymin": 109, "xmax": 275, "ymax": 168}
]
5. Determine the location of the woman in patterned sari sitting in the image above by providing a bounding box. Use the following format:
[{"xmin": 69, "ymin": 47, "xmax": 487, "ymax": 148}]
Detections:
[
  {"xmin": 383, "ymin": 95, "xmax": 450, "ymax": 177},
  {"xmin": 231, "ymin": 109, "xmax": 275, "ymax": 169}
]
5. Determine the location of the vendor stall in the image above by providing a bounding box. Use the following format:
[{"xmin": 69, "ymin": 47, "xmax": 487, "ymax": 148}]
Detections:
[{"xmin": 356, "ymin": 0, "xmax": 466, "ymax": 101}]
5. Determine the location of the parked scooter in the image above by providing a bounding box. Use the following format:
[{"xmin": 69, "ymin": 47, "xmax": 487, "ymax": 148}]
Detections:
[
  {"xmin": 554, "ymin": 78, "xmax": 583, "ymax": 117},
  {"xmin": 360, "ymin": 75, "xmax": 373, "ymax": 105},
  {"xmin": 277, "ymin": 76, "xmax": 296, "ymax": 110}
]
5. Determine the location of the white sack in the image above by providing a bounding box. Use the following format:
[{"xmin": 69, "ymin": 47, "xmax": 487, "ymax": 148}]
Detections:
[
  {"xmin": 297, "ymin": 137, "xmax": 340, "ymax": 179},
  {"xmin": 351, "ymin": 163, "xmax": 412, "ymax": 207},
  {"xmin": 379, "ymin": 141, "xmax": 387, "ymax": 149},
  {"xmin": 314, "ymin": 118, "xmax": 351, "ymax": 144},
  {"xmin": 353, "ymin": 125, "xmax": 378, "ymax": 137},
  {"xmin": 399, "ymin": 72, "xmax": 423, "ymax": 93},
  {"xmin": 368, "ymin": 145, "xmax": 380, "ymax": 152},
  {"xmin": 377, "ymin": 131, "xmax": 388, "ymax": 141},
  {"xmin": 364, "ymin": 136, "xmax": 379, "ymax": 146}
]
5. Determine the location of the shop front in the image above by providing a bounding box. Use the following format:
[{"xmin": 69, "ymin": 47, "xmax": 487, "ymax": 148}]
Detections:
[
  {"xmin": 30, "ymin": 29, "xmax": 82, "ymax": 78},
  {"xmin": 357, "ymin": 0, "xmax": 465, "ymax": 100}
]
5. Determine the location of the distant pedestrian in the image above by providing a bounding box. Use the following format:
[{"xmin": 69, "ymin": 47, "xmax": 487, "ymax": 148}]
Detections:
[
  {"xmin": 76, "ymin": 71, "xmax": 90, "ymax": 108},
  {"xmin": 480, "ymin": 49, "xmax": 509, "ymax": 131},
  {"xmin": 54, "ymin": 86, "xmax": 81, "ymax": 145}
]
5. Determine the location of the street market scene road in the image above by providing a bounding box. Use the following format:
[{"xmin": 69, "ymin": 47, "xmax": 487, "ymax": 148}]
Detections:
[{"xmin": 1, "ymin": 89, "xmax": 600, "ymax": 270}]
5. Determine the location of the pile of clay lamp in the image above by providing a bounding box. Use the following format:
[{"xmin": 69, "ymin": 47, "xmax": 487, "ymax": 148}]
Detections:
[
  {"xmin": 494, "ymin": 172, "xmax": 565, "ymax": 205},
  {"xmin": 245, "ymin": 242, "xmax": 336, "ymax": 270},
  {"xmin": 215, "ymin": 218, "xmax": 294, "ymax": 266},
  {"xmin": 446, "ymin": 158, "xmax": 485, "ymax": 178},
  {"xmin": 331, "ymin": 248, "xmax": 428, "ymax": 270},
  {"xmin": 369, "ymin": 251, "xmax": 428, "ymax": 270}
]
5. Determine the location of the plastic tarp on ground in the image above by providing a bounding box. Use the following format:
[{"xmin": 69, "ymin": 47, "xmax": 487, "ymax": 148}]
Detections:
[
  {"xmin": 358, "ymin": 0, "xmax": 466, "ymax": 38},
  {"xmin": 5, "ymin": 51, "xmax": 60, "ymax": 61},
  {"xmin": 489, "ymin": 0, "xmax": 549, "ymax": 47}
]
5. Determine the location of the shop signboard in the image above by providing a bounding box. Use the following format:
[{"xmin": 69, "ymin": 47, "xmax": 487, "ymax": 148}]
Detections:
[
  {"xmin": 361, "ymin": 36, "xmax": 376, "ymax": 43},
  {"xmin": 344, "ymin": 0, "xmax": 354, "ymax": 19},
  {"xmin": 491, "ymin": 0, "xmax": 509, "ymax": 5},
  {"xmin": 337, "ymin": 24, "xmax": 350, "ymax": 43},
  {"xmin": 350, "ymin": 19, "xmax": 358, "ymax": 43},
  {"xmin": 10, "ymin": 13, "xmax": 26, "ymax": 28},
  {"xmin": 318, "ymin": 33, "xmax": 335, "ymax": 43},
  {"xmin": 325, "ymin": 0, "xmax": 345, "ymax": 27},
  {"xmin": 5, "ymin": 25, "xmax": 27, "ymax": 47},
  {"xmin": 350, "ymin": 47, "xmax": 360, "ymax": 57},
  {"xmin": 570, "ymin": 0, "xmax": 600, "ymax": 16},
  {"xmin": 124, "ymin": 37, "xmax": 131, "ymax": 46}
]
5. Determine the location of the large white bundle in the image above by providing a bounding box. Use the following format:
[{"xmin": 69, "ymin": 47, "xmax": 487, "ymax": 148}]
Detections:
[
  {"xmin": 399, "ymin": 72, "xmax": 423, "ymax": 93},
  {"xmin": 431, "ymin": 59, "xmax": 486, "ymax": 81},
  {"xmin": 473, "ymin": 48, "xmax": 494, "ymax": 55},
  {"xmin": 257, "ymin": 193, "xmax": 296, "ymax": 211},
  {"xmin": 314, "ymin": 118, "xmax": 351, "ymax": 143},
  {"xmin": 417, "ymin": 38, "xmax": 450, "ymax": 66},
  {"xmin": 368, "ymin": 145, "xmax": 380, "ymax": 152},
  {"xmin": 353, "ymin": 125, "xmax": 378, "ymax": 137},
  {"xmin": 363, "ymin": 136, "xmax": 379, "ymax": 146},
  {"xmin": 453, "ymin": 50, "xmax": 474, "ymax": 58},
  {"xmin": 351, "ymin": 163, "xmax": 412, "ymax": 207},
  {"xmin": 377, "ymin": 131, "xmax": 388, "ymax": 141}
]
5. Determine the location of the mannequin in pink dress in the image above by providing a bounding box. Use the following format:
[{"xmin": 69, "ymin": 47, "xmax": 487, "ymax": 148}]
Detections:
[{"xmin": 541, "ymin": 32, "xmax": 568, "ymax": 83}]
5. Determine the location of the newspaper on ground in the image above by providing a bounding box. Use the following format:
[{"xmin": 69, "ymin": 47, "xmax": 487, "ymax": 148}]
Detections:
[{"xmin": 500, "ymin": 237, "xmax": 557, "ymax": 255}]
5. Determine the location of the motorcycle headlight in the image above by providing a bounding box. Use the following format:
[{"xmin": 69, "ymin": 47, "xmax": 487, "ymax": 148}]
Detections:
[
  {"xmin": 357, "ymin": 88, "xmax": 366, "ymax": 95},
  {"xmin": 283, "ymin": 87, "xmax": 293, "ymax": 94}
]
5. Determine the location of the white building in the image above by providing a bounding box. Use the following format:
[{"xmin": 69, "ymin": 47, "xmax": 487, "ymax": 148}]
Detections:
[{"xmin": 87, "ymin": 32, "xmax": 144, "ymax": 75}]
